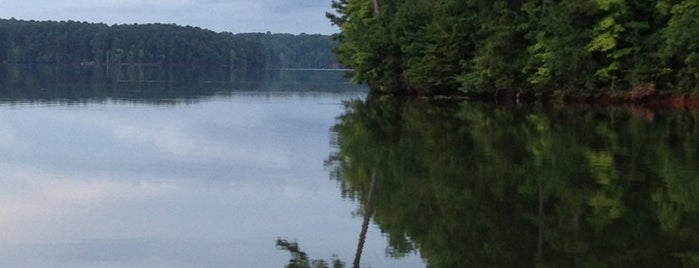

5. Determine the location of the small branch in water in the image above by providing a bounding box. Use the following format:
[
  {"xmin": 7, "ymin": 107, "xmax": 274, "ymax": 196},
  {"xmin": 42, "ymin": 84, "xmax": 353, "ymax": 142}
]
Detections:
[
  {"xmin": 537, "ymin": 180, "xmax": 544, "ymax": 261},
  {"xmin": 353, "ymin": 170, "xmax": 378, "ymax": 268}
]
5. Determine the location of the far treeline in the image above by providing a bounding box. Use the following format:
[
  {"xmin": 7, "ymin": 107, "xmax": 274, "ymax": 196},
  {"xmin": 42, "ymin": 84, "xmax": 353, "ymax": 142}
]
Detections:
[
  {"xmin": 328, "ymin": 0, "xmax": 699, "ymax": 95},
  {"xmin": 0, "ymin": 18, "xmax": 338, "ymax": 69}
]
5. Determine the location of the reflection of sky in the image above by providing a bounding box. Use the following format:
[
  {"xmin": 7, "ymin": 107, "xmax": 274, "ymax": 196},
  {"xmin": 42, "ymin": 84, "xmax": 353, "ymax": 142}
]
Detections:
[{"xmin": 0, "ymin": 93, "xmax": 423, "ymax": 267}]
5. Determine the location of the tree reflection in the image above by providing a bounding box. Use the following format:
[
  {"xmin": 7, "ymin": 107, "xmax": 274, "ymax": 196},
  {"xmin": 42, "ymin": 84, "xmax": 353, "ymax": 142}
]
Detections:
[
  {"xmin": 0, "ymin": 64, "xmax": 359, "ymax": 104},
  {"xmin": 328, "ymin": 98, "xmax": 699, "ymax": 267},
  {"xmin": 276, "ymin": 238, "xmax": 345, "ymax": 268}
]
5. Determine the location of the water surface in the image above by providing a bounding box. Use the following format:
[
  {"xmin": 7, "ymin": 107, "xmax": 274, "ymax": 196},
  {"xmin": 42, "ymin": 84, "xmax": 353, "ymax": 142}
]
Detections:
[
  {"xmin": 0, "ymin": 65, "xmax": 424, "ymax": 267},
  {"xmin": 330, "ymin": 99, "xmax": 699, "ymax": 267},
  {"xmin": 3, "ymin": 64, "xmax": 699, "ymax": 267}
]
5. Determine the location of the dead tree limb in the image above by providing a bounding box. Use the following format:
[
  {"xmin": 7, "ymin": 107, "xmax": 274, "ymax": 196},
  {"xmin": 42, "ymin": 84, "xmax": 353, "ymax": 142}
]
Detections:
[{"xmin": 353, "ymin": 170, "xmax": 378, "ymax": 268}]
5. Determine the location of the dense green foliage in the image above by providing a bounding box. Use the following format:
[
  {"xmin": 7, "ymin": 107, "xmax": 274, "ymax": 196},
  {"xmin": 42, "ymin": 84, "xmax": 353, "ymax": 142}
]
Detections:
[
  {"xmin": 238, "ymin": 33, "xmax": 339, "ymax": 69},
  {"xmin": 328, "ymin": 0, "xmax": 699, "ymax": 94},
  {"xmin": 328, "ymin": 99, "xmax": 699, "ymax": 267},
  {"xmin": 0, "ymin": 18, "xmax": 263, "ymax": 66},
  {"xmin": 0, "ymin": 18, "xmax": 337, "ymax": 68}
]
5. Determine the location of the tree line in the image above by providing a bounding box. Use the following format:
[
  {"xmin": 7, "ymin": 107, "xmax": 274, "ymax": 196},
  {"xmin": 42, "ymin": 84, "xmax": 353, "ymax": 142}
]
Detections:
[
  {"xmin": 238, "ymin": 32, "xmax": 340, "ymax": 69},
  {"xmin": 328, "ymin": 0, "xmax": 699, "ymax": 95},
  {"xmin": 0, "ymin": 18, "xmax": 338, "ymax": 68}
]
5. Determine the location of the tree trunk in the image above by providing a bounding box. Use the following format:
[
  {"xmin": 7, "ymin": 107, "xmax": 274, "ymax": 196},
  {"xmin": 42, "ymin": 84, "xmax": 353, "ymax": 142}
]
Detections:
[
  {"xmin": 353, "ymin": 170, "xmax": 378, "ymax": 268},
  {"xmin": 537, "ymin": 180, "xmax": 544, "ymax": 261}
]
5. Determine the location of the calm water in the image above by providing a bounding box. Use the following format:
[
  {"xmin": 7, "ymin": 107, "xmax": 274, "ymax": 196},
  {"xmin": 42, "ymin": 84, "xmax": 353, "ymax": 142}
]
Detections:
[
  {"xmin": 2, "ymin": 65, "xmax": 699, "ymax": 267},
  {"xmin": 0, "ymin": 65, "xmax": 423, "ymax": 267},
  {"xmin": 330, "ymin": 99, "xmax": 699, "ymax": 267}
]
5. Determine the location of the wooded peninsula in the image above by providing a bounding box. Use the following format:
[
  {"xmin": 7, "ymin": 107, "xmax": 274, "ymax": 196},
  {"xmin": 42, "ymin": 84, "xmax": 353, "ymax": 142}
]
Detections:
[
  {"xmin": 328, "ymin": 0, "xmax": 698, "ymax": 99},
  {"xmin": 0, "ymin": 18, "xmax": 337, "ymax": 69}
]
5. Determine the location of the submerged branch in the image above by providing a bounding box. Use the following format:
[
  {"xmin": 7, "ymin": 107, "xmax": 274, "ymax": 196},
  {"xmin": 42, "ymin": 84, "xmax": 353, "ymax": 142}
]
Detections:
[{"xmin": 353, "ymin": 170, "xmax": 378, "ymax": 268}]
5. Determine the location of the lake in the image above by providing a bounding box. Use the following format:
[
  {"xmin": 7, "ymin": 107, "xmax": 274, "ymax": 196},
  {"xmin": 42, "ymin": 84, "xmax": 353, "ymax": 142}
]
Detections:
[
  {"xmin": 0, "ymin": 65, "xmax": 422, "ymax": 267},
  {"xmin": 1, "ymin": 65, "xmax": 699, "ymax": 267},
  {"xmin": 331, "ymin": 99, "xmax": 699, "ymax": 267}
]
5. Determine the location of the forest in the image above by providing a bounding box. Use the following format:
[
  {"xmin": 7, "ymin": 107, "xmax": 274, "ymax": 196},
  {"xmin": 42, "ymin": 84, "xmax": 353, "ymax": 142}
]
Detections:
[
  {"xmin": 328, "ymin": 0, "xmax": 699, "ymax": 95},
  {"xmin": 238, "ymin": 33, "xmax": 340, "ymax": 69},
  {"xmin": 0, "ymin": 18, "xmax": 338, "ymax": 69}
]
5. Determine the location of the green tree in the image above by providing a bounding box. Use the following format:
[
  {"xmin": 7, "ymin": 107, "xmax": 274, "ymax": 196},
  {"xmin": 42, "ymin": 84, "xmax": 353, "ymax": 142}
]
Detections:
[
  {"xmin": 328, "ymin": 0, "xmax": 697, "ymax": 95},
  {"xmin": 659, "ymin": 0, "xmax": 699, "ymax": 91}
]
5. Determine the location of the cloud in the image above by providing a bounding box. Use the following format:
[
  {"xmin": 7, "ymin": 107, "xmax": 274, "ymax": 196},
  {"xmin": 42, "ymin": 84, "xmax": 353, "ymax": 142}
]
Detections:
[
  {"xmin": 271, "ymin": 0, "xmax": 329, "ymax": 12},
  {"xmin": 56, "ymin": 0, "xmax": 193, "ymax": 10},
  {"xmin": 0, "ymin": 0, "xmax": 336, "ymax": 33}
]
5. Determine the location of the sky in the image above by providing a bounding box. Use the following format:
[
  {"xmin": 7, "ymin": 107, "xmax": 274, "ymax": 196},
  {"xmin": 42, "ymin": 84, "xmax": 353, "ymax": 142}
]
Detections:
[{"xmin": 0, "ymin": 0, "xmax": 338, "ymax": 34}]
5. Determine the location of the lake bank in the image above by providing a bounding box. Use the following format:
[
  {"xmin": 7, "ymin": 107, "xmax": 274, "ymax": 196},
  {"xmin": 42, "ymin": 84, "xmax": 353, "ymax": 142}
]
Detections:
[{"xmin": 369, "ymin": 86, "xmax": 699, "ymax": 111}]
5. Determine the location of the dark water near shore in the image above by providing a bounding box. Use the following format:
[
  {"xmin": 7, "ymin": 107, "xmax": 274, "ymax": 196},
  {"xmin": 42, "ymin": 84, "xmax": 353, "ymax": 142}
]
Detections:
[
  {"xmin": 331, "ymin": 99, "xmax": 699, "ymax": 267},
  {"xmin": 1, "ymin": 64, "xmax": 698, "ymax": 267}
]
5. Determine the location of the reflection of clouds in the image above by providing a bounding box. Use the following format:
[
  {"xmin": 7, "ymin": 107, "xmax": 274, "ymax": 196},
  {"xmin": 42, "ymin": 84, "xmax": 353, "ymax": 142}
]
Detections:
[
  {"xmin": 108, "ymin": 120, "xmax": 291, "ymax": 169},
  {"xmin": 0, "ymin": 95, "xmax": 428, "ymax": 267},
  {"xmin": 0, "ymin": 162, "xmax": 326, "ymax": 267},
  {"xmin": 111, "ymin": 123, "xmax": 197, "ymax": 157},
  {"xmin": 0, "ymin": 238, "xmax": 248, "ymax": 268},
  {"xmin": 0, "ymin": 118, "xmax": 16, "ymax": 148},
  {"xmin": 0, "ymin": 165, "xmax": 181, "ymax": 228},
  {"xmin": 282, "ymin": 185, "xmax": 305, "ymax": 199}
]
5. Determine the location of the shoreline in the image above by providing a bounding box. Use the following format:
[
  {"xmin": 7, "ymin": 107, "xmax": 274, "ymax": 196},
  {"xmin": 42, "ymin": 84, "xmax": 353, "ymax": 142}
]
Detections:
[
  {"xmin": 491, "ymin": 90, "xmax": 699, "ymax": 110},
  {"xmin": 370, "ymin": 88, "xmax": 699, "ymax": 110}
]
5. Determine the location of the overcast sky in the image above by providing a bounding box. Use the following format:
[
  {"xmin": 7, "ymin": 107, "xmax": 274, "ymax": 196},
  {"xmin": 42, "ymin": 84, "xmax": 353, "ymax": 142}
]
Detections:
[{"xmin": 0, "ymin": 0, "xmax": 338, "ymax": 34}]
